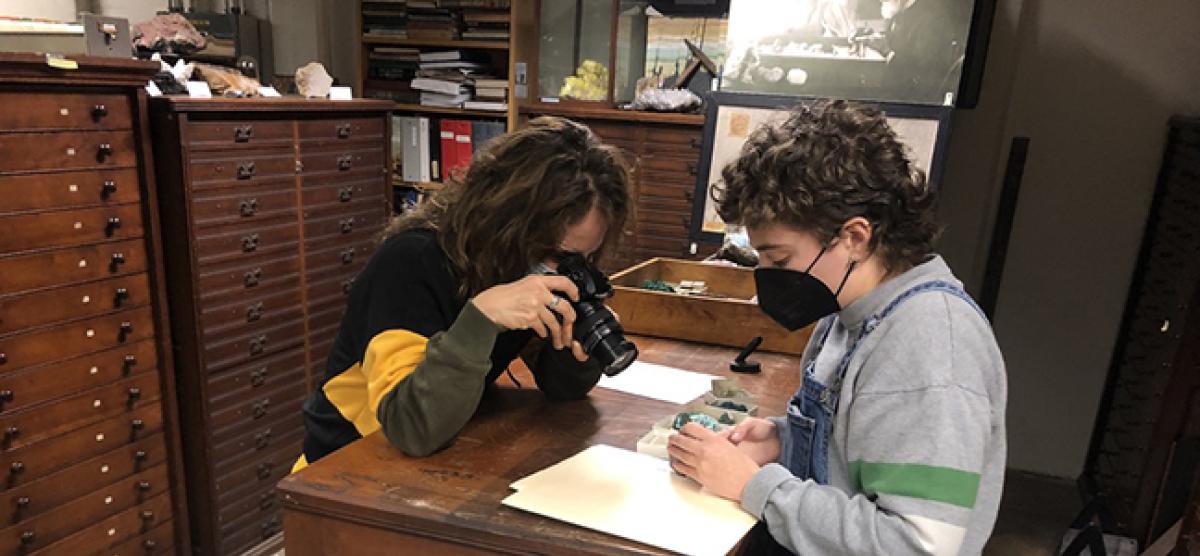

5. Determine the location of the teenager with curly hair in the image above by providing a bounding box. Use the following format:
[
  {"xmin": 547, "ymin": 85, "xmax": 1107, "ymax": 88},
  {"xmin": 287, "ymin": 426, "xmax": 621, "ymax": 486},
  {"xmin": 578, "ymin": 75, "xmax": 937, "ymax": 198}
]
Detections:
[{"xmin": 667, "ymin": 100, "xmax": 1006, "ymax": 555}]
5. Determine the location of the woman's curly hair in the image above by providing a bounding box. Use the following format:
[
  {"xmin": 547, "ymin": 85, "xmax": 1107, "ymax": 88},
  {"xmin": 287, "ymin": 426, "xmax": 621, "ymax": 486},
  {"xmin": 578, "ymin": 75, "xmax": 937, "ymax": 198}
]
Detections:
[
  {"xmin": 385, "ymin": 116, "xmax": 630, "ymax": 298},
  {"xmin": 713, "ymin": 99, "xmax": 940, "ymax": 273}
]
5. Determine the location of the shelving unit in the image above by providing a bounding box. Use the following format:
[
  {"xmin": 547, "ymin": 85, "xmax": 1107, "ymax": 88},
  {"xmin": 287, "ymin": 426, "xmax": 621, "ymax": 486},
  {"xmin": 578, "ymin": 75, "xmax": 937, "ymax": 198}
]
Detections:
[{"xmin": 356, "ymin": 0, "xmax": 518, "ymax": 200}]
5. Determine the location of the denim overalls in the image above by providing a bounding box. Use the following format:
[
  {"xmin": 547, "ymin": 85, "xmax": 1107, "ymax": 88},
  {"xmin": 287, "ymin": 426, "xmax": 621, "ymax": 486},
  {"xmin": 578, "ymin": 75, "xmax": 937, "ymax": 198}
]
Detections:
[
  {"xmin": 745, "ymin": 280, "xmax": 986, "ymax": 554},
  {"xmin": 784, "ymin": 280, "xmax": 987, "ymax": 483}
]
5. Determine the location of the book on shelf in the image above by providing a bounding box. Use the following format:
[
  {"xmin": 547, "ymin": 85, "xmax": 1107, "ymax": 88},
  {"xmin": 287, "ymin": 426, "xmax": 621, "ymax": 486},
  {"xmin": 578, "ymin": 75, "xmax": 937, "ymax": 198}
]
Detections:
[
  {"xmin": 462, "ymin": 100, "xmax": 507, "ymax": 112},
  {"xmin": 461, "ymin": 29, "xmax": 510, "ymax": 40},
  {"xmin": 462, "ymin": 9, "xmax": 509, "ymax": 23},
  {"xmin": 396, "ymin": 117, "xmax": 507, "ymax": 186},
  {"xmin": 418, "ymin": 60, "xmax": 485, "ymax": 70},
  {"xmin": 472, "ymin": 77, "xmax": 507, "ymax": 89},
  {"xmin": 411, "ymin": 77, "xmax": 468, "ymax": 96},
  {"xmin": 473, "ymin": 86, "xmax": 507, "ymax": 99},
  {"xmin": 471, "ymin": 120, "xmax": 506, "ymax": 152},
  {"xmin": 420, "ymin": 91, "xmax": 472, "ymax": 107},
  {"xmin": 418, "ymin": 49, "xmax": 472, "ymax": 62},
  {"xmin": 439, "ymin": 0, "xmax": 510, "ymax": 8}
]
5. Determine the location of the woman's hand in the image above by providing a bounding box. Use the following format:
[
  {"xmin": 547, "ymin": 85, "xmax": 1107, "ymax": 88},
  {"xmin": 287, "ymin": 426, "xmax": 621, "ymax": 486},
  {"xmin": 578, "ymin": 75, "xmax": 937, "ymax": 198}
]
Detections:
[
  {"xmin": 720, "ymin": 417, "xmax": 781, "ymax": 466},
  {"xmin": 473, "ymin": 275, "xmax": 584, "ymax": 354},
  {"xmin": 667, "ymin": 423, "xmax": 761, "ymax": 502}
]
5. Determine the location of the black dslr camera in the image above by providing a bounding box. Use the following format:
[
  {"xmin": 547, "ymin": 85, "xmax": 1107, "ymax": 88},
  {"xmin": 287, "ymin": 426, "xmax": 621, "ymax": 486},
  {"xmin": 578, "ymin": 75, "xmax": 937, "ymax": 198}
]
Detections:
[{"xmin": 553, "ymin": 253, "xmax": 638, "ymax": 376}]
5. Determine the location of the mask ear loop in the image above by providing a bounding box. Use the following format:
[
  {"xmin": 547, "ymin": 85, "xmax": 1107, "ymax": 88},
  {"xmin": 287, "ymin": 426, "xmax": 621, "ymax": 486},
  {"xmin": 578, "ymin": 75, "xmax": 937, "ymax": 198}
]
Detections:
[
  {"xmin": 804, "ymin": 245, "xmax": 829, "ymax": 273},
  {"xmin": 833, "ymin": 260, "xmax": 857, "ymax": 297}
]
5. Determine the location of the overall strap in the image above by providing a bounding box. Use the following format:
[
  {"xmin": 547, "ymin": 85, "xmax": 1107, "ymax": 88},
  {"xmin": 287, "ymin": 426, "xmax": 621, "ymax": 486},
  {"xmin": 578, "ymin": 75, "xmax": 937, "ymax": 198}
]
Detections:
[{"xmin": 827, "ymin": 280, "xmax": 986, "ymax": 397}]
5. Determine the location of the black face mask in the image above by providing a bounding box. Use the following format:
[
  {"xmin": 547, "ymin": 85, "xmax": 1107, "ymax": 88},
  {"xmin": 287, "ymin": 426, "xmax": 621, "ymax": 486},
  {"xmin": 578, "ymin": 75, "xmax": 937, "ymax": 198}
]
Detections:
[{"xmin": 754, "ymin": 246, "xmax": 856, "ymax": 331}]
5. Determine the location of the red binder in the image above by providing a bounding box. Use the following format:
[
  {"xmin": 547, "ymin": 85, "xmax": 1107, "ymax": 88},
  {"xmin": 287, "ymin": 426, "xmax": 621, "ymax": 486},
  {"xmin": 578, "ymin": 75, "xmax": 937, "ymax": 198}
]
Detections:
[
  {"xmin": 452, "ymin": 120, "xmax": 473, "ymax": 178},
  {"xmin": 438, "ymin": 119, "xmax": 458, "ymax": 181}
]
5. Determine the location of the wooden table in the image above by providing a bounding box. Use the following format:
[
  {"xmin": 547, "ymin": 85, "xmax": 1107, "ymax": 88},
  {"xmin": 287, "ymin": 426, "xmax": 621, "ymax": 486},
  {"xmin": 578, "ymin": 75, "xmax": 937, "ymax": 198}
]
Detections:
[{"xmin": 277, "ymin": 335, "xmax": 804, "ymax": 555}]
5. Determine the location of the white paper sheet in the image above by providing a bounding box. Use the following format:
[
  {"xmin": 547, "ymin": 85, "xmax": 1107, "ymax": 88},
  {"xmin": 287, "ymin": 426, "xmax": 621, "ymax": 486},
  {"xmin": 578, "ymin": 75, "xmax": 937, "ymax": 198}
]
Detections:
[
  {"xmin": 596, "ymin": 361, "xmax": 716, "ymax": 404},
  {"xmin": 503, "ymin": 444, "xmax": 756, "ymax": 556}
]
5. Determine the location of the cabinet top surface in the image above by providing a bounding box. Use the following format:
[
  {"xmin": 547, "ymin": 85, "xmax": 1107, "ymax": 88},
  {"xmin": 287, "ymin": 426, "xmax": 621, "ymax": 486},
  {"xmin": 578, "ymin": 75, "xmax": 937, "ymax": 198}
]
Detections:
[{"xmin": 152, "ymin": 97, "xmax": 397, "ymax": 113}]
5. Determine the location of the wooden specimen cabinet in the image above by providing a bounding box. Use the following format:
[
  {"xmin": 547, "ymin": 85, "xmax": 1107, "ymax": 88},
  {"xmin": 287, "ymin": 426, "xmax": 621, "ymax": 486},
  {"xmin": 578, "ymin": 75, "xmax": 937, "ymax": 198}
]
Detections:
[
  {"xmin": 0, "ymin": 54, "xmax": 189, "ymax": 554},
  {"xmin": 149, "ymin": 97, "xmax": 393, "ymax": 555}
]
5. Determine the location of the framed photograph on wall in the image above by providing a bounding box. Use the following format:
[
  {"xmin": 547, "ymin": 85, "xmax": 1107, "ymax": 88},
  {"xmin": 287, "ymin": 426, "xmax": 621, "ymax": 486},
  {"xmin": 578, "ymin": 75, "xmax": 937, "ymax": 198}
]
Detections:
[
  {"xmin": 721, "ymin": 0, "xmax": 992, "ymax": 107},
  {"xmin": 690, "ymin": 91, "xmax": 952, "ymax": 243}
]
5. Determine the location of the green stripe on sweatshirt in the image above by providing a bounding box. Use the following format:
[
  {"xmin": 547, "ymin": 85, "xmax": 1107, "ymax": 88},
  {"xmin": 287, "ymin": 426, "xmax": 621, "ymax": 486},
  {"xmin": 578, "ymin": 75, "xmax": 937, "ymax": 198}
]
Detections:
[{"xmin": 849, "ymin": 460, "xmax": 981, "ymax": 509}]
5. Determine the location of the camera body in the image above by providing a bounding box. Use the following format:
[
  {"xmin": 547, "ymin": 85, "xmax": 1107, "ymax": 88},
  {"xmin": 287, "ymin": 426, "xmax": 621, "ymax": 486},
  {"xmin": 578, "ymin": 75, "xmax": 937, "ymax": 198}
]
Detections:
[{"xmin": 553, "ymin": 253, "xmax": 638, "ymax": 376}]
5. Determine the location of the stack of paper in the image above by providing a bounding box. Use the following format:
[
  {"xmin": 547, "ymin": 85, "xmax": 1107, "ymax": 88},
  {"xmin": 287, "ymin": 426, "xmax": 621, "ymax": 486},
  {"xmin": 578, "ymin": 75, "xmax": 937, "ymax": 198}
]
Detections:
[
  {"xmin": 502, "ymin": 444, "xmax": 756, "ymax": 556},
  {"xmin": 596, "ymin": 361, "xmax": 717, "ymax": 404}
]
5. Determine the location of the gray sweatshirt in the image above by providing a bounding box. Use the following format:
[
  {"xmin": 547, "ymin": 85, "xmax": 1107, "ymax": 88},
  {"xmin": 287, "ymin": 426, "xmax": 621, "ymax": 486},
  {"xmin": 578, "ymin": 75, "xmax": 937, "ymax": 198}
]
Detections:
[{"xmin": 741, "ymin": 256, "xmax": 1007, "ymax": 555}]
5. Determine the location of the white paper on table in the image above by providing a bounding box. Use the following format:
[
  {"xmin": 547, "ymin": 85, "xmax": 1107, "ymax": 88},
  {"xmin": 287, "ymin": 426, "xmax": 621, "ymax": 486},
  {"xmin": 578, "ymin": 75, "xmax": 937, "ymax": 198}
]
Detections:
[
  {"xmin": 329, "ymin": 86, "xmax": 353, "ymax": 100},
  {"xmin": 596, "ymin": 361, "xmax": 716, "ymax": 404},
  {"xmin": 503, "ymin": 444, "xmax": 755, "ymax": 556},
  {"xmin": 258, "ymin": 86, "xmax": 282, "ymax": 97},
  {"xmin": 185, "ymin": 81, "xmax": 212, "ymax": 99}
]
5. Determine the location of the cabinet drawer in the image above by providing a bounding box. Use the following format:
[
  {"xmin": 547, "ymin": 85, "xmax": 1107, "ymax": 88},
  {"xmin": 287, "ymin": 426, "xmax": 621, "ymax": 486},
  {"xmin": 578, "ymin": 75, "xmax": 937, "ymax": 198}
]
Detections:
[
  {"xmin": 0, "ymin": 203, "xmax": 144, "ymax": 255},
  {"xmin": 304, "ymin": 224, "xmax": 381, "ymax": 259},
  {"xmin": 0, "ymin": 371, "xmax": 159, "ymax": 449},
  {"xmin": 584, "ymin": 121, "xmax": 640, "ymax": 142},
  {"xmin": 0, "ymin": 169, "xmax": 140, "ymax": 214},
  {"xmin": 301, "ymin": 166, "xmax": 390, "ymax": 189},
  {"xmin": 0, "ymin": 463, "xmax": 169, "ymax": 554},
  {"xmin": 1, "ymin": 432, "xmax": 167, "ymax": 525},
  {"xmin": 202, "ymin": 317, "xmax": 307, "ymax": 373},
  {"xmin": 297, "ymin": 118, "xmax": 384, "ymax": 143},
  {"xmin": 0, "ymin": 406, "xmax": 162, "ymax": 487},
  {"xmin": 637, "ymin": 220, "xmax": 692, "ymax": 240},
  {"xmin": 208, "ymin": 373, "xmax": 307, "ymax": 440},
  {"xmin": 306, "ymin": 273, "xmax": 356, "ymax": 315},
  {"xmin": 639, "ymin": 181, "xmax": 696, "ymax": 204},
  {"xmin": 211, "ymin": 413, "xmax": 304, "ymax": 481},
  {"xmin": 199, "ymin": 287, "xmax": 304, "ymax": 345},
  {"xmin": 216, "ymin": 479, "xmax": 283, "ymax": 538},
  {"xmin": 221, "ymin": 512, "xmax": 282, "ymax": 556},
  {"xmin": 308, "ymin": 336, "xmax": 336, "ymax": 379},
  {"xmin": 11, "ymin": 476, "xmax": 171, "ymax": 556},
  {"xmin": 642, "ymin": 126, "xmax": 703, "ymax": 153},
  {"xmin": 184, "ymin": 119, "xmax": 294, "ymax": 150},
  {"xmin": 206, "ymin": 346, "xmax": 306, "ymax": 401},
  {"xmin": 0, "ymin": 273, "xmax": 151, "ymax": 336},
  {"xmin": 303, "ymin": 205, "xmax": 387, "ymax": 244},
  {"xmin": 299, "ymin": 147, "xmax": 385, "ymax": 176},
  {"xmin": 0, "ymin": 306, "xmax": 153, "ymax": 373},
  {"xmin": 196, "ymin": 252, "xmax": 302, "ymax": 302},
  {"xmin": 639, "ymin": 193, "xmax": 693, "ymax": 214},
  {"xmin": 100, "ymin": 519, "xmax": 174, "ymax": 556},
  {"xmin": 636, "ymin": 234, "xmax": 690, "ymax": 253},
  {"xmin": 307, "ymin": 302, "xmax": 349, "ymax": 342},
  {"xmin": 188, "ymin": 152, "xmax": 296, "ymax": 187},
  {"xmin": 0, "ymin": 92, "xmax": 131, "ymax": 132},
  {"xmin": 638, "ymin": 153, "xmax": 699, "ymax": 177},
  {"xmin": 0, "ymin": 339, "xmax": 157, "ymax": 415},
  {"xmin": 302, "ymin": 186, "xmax": 387, "ymax": 221},
  {"xmin": 304, "ymin": 238, "xmax": 375, "ymax": 278},
  {"xmin": 213, "ymin": 441, "xmax": 297, "ymax": 504},
  {"xmin": 0, "ymin": 239, "xmax": 147, "ymax": 296},
  {"xmin": 190, "ymin": 181, "xmax": 298, "ymax": 229},
  {"xmin": 637, "ymin": 207, "xmax": 692, "ymax": 227},
  {"xmin": 0, "ymin": 131, "xmax": 137, "ymax": 173},
  {"xmin": 301, "ymin": 178, "xmax": 386, "ymax": 209},
  {"xmin": 194, "ymin": 216, "xmax": 299, "ymax": 267}
]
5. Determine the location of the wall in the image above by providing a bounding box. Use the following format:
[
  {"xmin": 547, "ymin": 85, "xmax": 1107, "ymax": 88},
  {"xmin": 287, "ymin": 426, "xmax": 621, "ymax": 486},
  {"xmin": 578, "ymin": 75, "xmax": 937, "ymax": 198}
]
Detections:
[
  {"xmin": 2, "ymin": 1, "xmax": 79, "ymax": 20},
  {"xmin": 937, "ymin": 0, "xmax": 1200, "ymax": 478}
]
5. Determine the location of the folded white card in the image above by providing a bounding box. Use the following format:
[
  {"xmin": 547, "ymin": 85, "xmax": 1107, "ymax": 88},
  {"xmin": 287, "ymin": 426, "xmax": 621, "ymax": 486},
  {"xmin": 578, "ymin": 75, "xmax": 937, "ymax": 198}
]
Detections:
[
  {"xmin": 597, "ymin": 361, "xmax": 716, "ymax": 404},
  {"xmin": 504, "ymin": 444, "xmax": 755, "ymax": 556}
]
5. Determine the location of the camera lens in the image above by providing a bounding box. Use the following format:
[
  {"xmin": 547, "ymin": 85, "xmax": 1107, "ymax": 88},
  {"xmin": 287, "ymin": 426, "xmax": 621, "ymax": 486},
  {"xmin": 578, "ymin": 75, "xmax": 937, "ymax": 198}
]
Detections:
[{"xmin": 573, "ymin": 301, "xmax": 638, "ymax": 376}]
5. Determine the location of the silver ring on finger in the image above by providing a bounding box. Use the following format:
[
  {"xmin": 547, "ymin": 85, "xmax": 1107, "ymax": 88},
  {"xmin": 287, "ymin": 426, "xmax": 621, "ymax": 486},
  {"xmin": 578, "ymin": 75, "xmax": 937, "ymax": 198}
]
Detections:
[{"xmin": 547, "ymin": 296, "xmax": 560, "ymax": 310}]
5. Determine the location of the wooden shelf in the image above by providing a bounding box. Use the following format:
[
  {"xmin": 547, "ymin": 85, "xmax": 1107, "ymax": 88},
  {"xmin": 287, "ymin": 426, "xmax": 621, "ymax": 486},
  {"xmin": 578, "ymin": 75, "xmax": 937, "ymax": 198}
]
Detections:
[
  {"xmin": 394, "ymin": 177, "xmax": 446, "ymax": 191},
  {"xmin": 362, "ymin": 36, "xmax": 510, "ymax": 50},
  {"xmin": 519, "ymin": 102, "xmax": 706, "ymax": 126},
  {"xmin": 392, "ymin": 102, "xmax": 509, "ymax": 119}
]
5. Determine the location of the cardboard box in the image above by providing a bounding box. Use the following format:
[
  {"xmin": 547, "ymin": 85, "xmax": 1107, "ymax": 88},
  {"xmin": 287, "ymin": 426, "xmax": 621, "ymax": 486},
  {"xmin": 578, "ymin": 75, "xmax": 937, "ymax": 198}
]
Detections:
[{"xmin": 608, "ymin": 258, "xmax": 813, "ymax": 355}]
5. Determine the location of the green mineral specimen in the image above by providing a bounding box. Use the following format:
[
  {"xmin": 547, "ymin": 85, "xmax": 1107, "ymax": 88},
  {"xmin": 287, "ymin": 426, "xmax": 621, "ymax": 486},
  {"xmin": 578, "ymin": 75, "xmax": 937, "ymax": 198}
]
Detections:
[{"xmin": 673, "ymin": 412, "xmax": 722, "ymax": 431}]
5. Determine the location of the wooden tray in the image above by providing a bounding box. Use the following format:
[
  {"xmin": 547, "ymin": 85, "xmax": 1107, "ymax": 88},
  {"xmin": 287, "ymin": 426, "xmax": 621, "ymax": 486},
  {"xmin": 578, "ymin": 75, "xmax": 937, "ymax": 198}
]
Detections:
[{"xmin": 607, "ymin": 258, "xmax": 813, "ymax": 355}]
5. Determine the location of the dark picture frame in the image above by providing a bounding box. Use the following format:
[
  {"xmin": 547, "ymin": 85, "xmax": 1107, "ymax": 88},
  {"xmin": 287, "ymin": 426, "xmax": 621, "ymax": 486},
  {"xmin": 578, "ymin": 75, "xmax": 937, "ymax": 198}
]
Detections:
[{"xmin": 689, "ymin": 91, "xmax": 953, "ymax": 244}]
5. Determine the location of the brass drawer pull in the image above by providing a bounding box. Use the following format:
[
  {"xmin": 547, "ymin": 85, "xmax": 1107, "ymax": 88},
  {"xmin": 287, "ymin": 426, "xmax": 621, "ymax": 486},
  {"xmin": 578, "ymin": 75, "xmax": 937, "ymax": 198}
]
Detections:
[
  {"xmin": 114, "ymin": 287, "xmax": 130, "ymax": 307},
  {"xmin": 337, "ymin": 155, "xmax": 353, "ymax": 171},
  {"xmin": 123, "ymin": 355, "xmax": 137, "ymax": 373},
  {"xmin": 342, "ymin": 278, "xmax": 354, "ymax": 295},
  {"xmin": 250, "ymin": 368, "xmax": 267, "ymax": 387},
  {"xmin": 96, "ymin": 143, "xmax": 114, "ymax": 163},
  {"xmin": 19, "ymin": 530, "xmax": 34, "ymax": 546},
  {"xmin": 104, "ymin": 217, "xmax": 123, "ymax": 237},
  {"xmin": 92, "ymin": 104, "xmax": 109, "ymax": 120},
  {"xmin": 244, "ymin": 267, "xmax": 262, "ymax": 287},
  {"xmin": 118, "ymin": 321, "xmax": 134, "ymax": 342},
  {"xmin": 255, "ymin": 428, "xmax": 272, "ymax": 449},
  {"xmin": 0, "ymin": 390, "xmax": 13, "ymax": 408},
  {"xmin": 234, "ymin": 124, "xmax": 255, "ymax": 142},
  {"xmin": 249, "ymin": 335, "xmax": 267, "ymax": 355},
  {"xmin": 246, "ymin": 302, "xmax": 264, "ymax": 322},
  {"xmin": 239, "ymin": 198, "xmax": 259, "ymax": 217},
  {"xmin": 137, "ymin": 480, "xmax": 151, "ymax": 497},
  {"xmin": 241, "ymin": 233, "xmax": 260, "ymax": 253},
  {"xmin": 252, "ymin": 399, "xmax": 270, "ymax": 419},
  {"xmin": 236, "ymin": 161, "xmax": 257, "ymax": 180},
  {"xmin": 687, "ymin": 162, "xmax": 698, "ymax": 176},
  {"xmin": 101, "ymin": 180, "xmax": 117, "ymax": 200},
  {"xmin": 127, "ymin": 387, "xmax": 141, "ymax": 406},
  {"xmin": 131, "ymin": 418, "xmax": 145, "ymax": 438},
  {"xmin": 259, "ymin": 493, "xmax": 275, "ymax": 511},
  {"xmin": 339, "ymin": 217, "xmax": 355, "ymax": 234},
  {"xmin": 9, "ymin": 460, "xmax": 24, "ymax": 475},
  {"xmin": 109, "ymin": 252, "xmax": 126, "ymax": 272},
  {"xmin": 4, "ymin": 427, "xmax": 19, "ymax": 445},
  {"xmin": 256, "ymin": 461, "xmax": 273, "ymax": 480},
  {"xmin": 134, "ymin": 449, "xmax": 147, "ymax": 465},
  {"xmin": 336, "ymin": 123, "xmax": 352, "ymax": 139},
  {"xmin": 340, "ymin": 248, "xmax": 355, "ymax": 265},
  {"xmin": 338, "ymin": 186, "xmax": 354, "ymax": 202},
  {"xmin": 690, "ymin": 136, "xmax": 702, "ymax": 149},
  {"xmin": 684, "ymin": 188, "xmax": 694, "ymax": 202},
  {"xmin": 141, "ymin": 509, "xmax": 155, "ymax": 522},
  {"xmin": 144, "ymin": 539, "xmax": 157, "ymax": 551}
]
